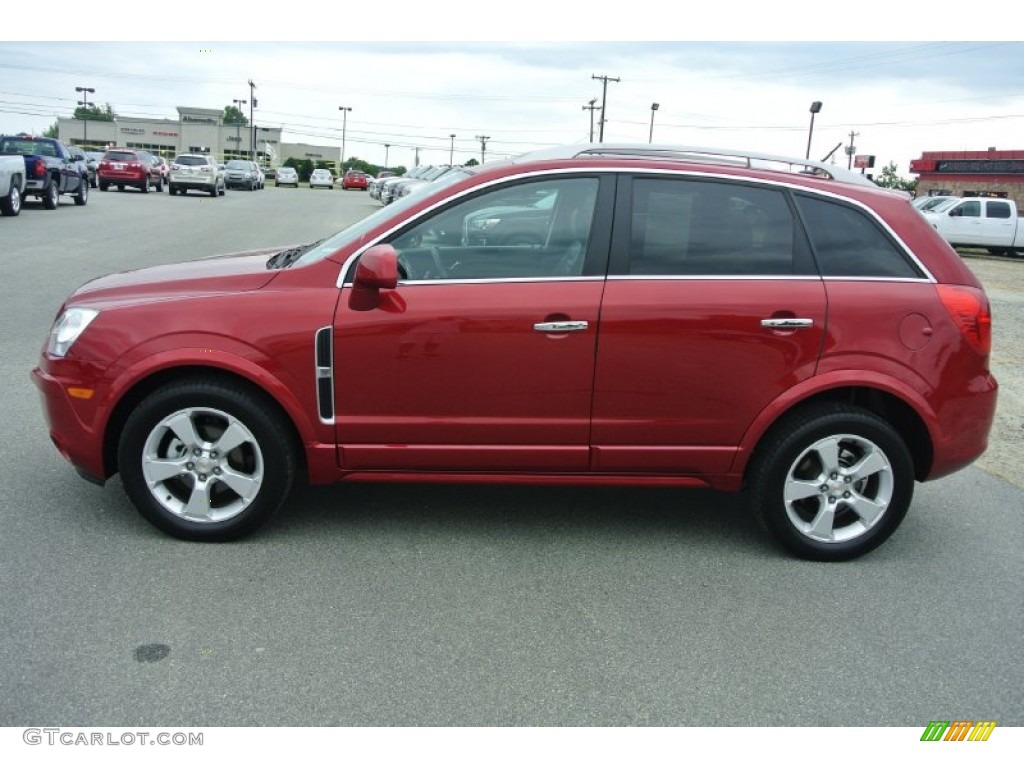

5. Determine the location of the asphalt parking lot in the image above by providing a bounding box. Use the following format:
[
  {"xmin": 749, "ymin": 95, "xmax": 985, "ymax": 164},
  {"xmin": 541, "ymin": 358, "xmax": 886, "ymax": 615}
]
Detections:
[{"xmin": 1, "ymin": 187, "xmax": 1021, "ymax": 726}]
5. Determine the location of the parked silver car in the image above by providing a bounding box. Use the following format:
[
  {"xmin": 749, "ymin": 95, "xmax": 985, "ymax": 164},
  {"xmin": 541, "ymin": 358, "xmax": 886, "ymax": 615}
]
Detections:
[
  {"xmin": 309, "ymin": 168, "xmax": 334, "ymax": 189},
  {"xmin": 169, "ymin": 154, "xmax": 225, "ymax": 197},
  {"xmin": 275, "ymin": 166, "xmax": 299, "ymax": 187}
]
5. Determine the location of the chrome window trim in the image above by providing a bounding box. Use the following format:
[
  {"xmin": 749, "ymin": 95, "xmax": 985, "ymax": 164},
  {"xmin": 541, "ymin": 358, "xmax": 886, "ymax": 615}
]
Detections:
[
  {"xmin": 335, "ymin": 166, "xmax": 937, "ymax": 288},
  {"xmin": 388, "ymin": 276, "xmax": 603, "ymax": 287}
]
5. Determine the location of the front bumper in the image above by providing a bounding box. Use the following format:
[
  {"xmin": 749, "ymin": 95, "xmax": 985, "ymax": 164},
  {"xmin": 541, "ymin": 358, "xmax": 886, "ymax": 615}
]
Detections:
[{"xmin": 31, "ymin": 363, "xmax": 108, "ymax": 483}]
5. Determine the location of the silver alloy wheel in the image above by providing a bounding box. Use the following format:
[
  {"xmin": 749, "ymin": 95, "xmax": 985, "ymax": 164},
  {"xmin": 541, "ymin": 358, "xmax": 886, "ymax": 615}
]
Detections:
[
  {"xmin": 782, "ymin": 433, "xmax": 894, "ymax": 543},
  {"xmin": 141, "ymin": 406, "xmax": 264, "ymax": 524}
]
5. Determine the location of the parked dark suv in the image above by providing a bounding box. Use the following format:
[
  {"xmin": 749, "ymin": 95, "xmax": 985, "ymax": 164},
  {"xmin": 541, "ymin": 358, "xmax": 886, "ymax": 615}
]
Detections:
[{"xmin": 32, "ymin": 144, "xmax": 997, "ymax": 559}]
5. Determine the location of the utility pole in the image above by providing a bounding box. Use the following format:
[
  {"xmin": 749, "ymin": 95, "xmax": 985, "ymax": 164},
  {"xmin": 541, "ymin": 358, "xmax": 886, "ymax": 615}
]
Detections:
[
  {"xmin": 846, "ymin": 129, "xmax": 860, "ymax": 170},
  {"xmin": 591, "ymin": 74, "xmax": 620, "ymax": 143},
  {"xmin": 248, "ymin": 79, "xmax": 257, "ymax": 162},
  {"xmin": 582, "ymin": 98, "xmax": 599, "ymax": 142},
  {"xmin": 414, "ymin": 147, "xmax": 421, "ymax": 166},
  {"xmin": 383, "ymin": 143, "xmax": 390, "ymax": 171},
  {"xmin": 476, "ymin": 135, "xmax": 490, "ymax": 164},
  {"xmin": 449, "ymin": 134, "xmax": 456, "ymax": 165},
  {"xmin": 232, "ymin": 99, "xmax": 247, "ymax": 160},
  {"xmin": 338, "ymin": 106, "xmax": 352, "ymax": 173}
]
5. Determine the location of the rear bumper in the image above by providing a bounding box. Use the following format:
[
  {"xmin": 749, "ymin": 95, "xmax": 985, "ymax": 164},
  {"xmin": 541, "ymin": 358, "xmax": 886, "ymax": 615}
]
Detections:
[{"xmin": 927, "ymin": 372, "xmax": 999, "ymax": 480}]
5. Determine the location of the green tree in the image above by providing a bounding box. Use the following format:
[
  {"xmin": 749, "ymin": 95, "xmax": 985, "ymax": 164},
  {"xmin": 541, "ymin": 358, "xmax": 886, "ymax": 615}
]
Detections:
[
  {"xmin": 43, "ymin": 121, "xmax": 59, "ymax": 138},
  {"xmin": 464, "ymin": 158, "xmax": 479, "ymax": 167},
  {"xmin": 222, "ymin": 105, "xmax": 248, "ymax": 125},
  {"xmin": 73, "ymin": 103, "xmax": 116, "ymax": 121},
  {"xmin": 874, "ymin": 162, "xmax": 917, "ymax": 193}
]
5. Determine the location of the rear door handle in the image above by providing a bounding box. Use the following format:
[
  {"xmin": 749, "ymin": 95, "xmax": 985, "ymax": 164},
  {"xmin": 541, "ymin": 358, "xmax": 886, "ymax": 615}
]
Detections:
[
  {"xmin": 761, "ymin": 318, "xmax": 814, "ymax": 328},
  {"xmin": 534, "ymin": 321, "xmax": 589, "ymax": 333}
]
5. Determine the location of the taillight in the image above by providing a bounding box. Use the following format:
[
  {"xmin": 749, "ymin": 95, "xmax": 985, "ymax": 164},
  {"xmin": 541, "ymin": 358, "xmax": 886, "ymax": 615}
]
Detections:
[
  {"xmin": 937, "ymin": 284, "xmax": 992, "ymax": 356},
  {"xmin": 34, "ymin": 158, "xmax": 46, "ymax": 176}
]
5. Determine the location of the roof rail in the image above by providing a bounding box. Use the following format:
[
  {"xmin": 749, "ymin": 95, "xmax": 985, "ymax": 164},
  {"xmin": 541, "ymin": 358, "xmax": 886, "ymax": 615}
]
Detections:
[{"xmin": 516, "ymin": 143, "xmax": 878, "ymax": 188}]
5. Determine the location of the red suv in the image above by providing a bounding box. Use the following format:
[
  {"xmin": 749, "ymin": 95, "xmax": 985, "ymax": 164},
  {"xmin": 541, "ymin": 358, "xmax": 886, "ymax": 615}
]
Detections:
[
  {"xmin": 341, "ymin": 169, "xmax": 368, "ymax": 190},
  {"xmin": 98, "ymin": 149, "xmax": 164, "ymax": 193},
  {"xmin": 32, "ymin": 145, "xmax": 997, "ymax": 559}
]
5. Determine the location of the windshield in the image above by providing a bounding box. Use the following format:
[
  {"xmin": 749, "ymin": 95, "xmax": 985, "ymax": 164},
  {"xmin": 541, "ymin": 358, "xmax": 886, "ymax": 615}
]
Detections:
[
  {"xmin": 291, "ymin": 169, "xmax": 474, "ymax": 268},
  {"xmin": 926, "ymin": 198, "xmax": 959, "ymax": 213}
]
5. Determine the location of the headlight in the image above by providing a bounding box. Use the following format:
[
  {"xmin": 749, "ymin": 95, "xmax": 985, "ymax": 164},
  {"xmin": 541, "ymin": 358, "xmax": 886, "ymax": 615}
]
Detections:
[{"xmin": 47, "ymin": 308, "xmax": 99, "ymax": 358}]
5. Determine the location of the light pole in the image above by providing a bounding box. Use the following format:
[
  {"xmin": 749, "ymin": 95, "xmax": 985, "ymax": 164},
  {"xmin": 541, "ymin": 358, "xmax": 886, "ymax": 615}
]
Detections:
[
  {"xmin": 582, "ymin": 98, "xmax": 598, "ymax": 142},
  {"xmin": 248, "ymin": 79, "xmax": 257, "ymax": 162},
  {"xmin": 338, "ymin": 106, "xmax": 351, "ymax": 174},
  {"xmin": 383, "ymin": 144, "xmax": 390, "ymax": 172},
  {"xmin": 806, "ymin": 101, "xmax": 822, "ymax": 160},
  {"xmin": 449, "ymin": 134, "xmax": 456, "ymax": 166},
  {"xmin": 475, "ymin": 135, "xmax": 490, "ymax": 164},
  {"xmin": 232, "ymin": 99, "xmax": 247, "ymax": 160},
  {"xmin": 649, "ymin": 102, "xmax": 660, "ymax": 144},
  {"xmin": 75, "ymin": 86, "xmax": 95, "ymax": 146}
]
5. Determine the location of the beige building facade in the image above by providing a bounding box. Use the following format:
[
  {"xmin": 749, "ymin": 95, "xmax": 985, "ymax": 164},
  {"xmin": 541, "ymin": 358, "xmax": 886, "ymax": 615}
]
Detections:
[{"xmin": 58, "ymin": 106, "xmax": 338, "ymax": 169}]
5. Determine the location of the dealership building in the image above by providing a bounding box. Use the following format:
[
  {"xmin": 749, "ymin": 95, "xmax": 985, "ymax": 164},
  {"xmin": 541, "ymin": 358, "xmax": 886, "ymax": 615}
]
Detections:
[
  {"xmin": 910, "ymin": 149, "xmax": 1024, "ymax": 205},
  {"xmin": 58, "ymin": 106, "xmax": 340, "ymax": 169}
]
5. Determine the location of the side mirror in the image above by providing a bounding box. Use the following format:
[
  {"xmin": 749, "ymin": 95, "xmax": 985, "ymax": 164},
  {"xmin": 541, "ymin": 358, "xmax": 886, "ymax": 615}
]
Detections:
[
  {"xmin": 349, "ymin": 244, "xmax": 400, "ymax": 311},
  {"xmin": 948, "ymin": 208, "xmax": 960, "ymax": 217}
]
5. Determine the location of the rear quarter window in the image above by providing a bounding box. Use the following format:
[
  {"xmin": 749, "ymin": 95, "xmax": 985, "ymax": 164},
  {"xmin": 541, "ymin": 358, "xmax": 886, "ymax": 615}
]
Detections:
[{"xmin": 794, "ymin": 194, "xmax": 924, "ymax": 279}]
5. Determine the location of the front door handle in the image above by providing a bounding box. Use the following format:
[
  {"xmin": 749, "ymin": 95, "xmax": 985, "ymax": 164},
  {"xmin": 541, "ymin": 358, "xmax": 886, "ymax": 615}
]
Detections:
[
  {"xmin": 534, "ymin": 321, "xmax": 589, "ymax": 333},
  {"xmin": 761, "ymin": 318, "xmax": 814, "ymax": 329}
]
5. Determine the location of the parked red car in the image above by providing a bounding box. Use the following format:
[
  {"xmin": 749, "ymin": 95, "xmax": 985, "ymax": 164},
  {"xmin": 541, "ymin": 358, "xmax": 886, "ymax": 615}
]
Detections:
[
  {"xmin": 341, "ymin": 169, "xmax": 368, "ymax": 190},
  {"xmin": 97, "ymin": 148, "xmax": 164, "ymax": 193},
  {"xmin": 32, "ymin": 144, "xmax": 997, "ymax": 559}
]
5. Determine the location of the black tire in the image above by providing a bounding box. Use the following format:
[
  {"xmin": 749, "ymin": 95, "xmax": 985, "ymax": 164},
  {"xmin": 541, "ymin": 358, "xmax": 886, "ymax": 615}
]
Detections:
[
  {"xmin": 986, "ymin": 248, "xmax": 1009, "ymax": 256},
  {"xmin": 748, "ymin": 404, "xmax": 914, "ymax": 561},
  {"xmin": 99, "ymin": 180, "xmax": 109, "ymax": 191},
  {"xmin": 74, "ymin": 179, "xmax": 88, "ymax": 206},
  {"xmin": 117, "ymin": 378, "xmax": 297, "ymax": 542},
  {"xmin": 0, "ymin": 178, "xmax": 21, "ymax": 216},
  {"xmin": 42, "ymin": 179, "xmax": 59, "ymax": 210},
  {"xmin": 208, "ymin": 184, "xmax": 216, "ymax": 197},
  {"xmin": 218, "ymin": 182, "xmax": 225, "ymax": 197},
  {"xmin": 140, "ymin": 177, "xmax": 149, "ymax": 194}
]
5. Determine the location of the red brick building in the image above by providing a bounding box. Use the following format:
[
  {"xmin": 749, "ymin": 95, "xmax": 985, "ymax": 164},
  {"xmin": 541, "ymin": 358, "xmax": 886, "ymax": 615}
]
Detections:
[{"xmin": 909, "ymin": 149, "xmax": 1024, "ymax": 206}]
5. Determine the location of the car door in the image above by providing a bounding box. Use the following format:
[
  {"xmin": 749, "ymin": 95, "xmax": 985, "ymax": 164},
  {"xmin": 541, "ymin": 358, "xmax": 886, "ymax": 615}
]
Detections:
[
  {"xmin": 943, "ymin": 200, "xmax": 982, "ymax": 245},
  {"xmin": 981, "ymin": 199, "xmax": 1015, "ymax": 246},
  {"xmin": 333, "ymin": 174, "xmax": 613, "ymax": 472},
  {"xmin": 590, "ymin": 175, "xmax": 827, "ymax": 476}
]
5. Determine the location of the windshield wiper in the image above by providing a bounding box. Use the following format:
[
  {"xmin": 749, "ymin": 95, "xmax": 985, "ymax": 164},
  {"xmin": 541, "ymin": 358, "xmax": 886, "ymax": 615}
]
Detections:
[{"xmin": 266, "ymin": 239, "xmax": 323, "ymax": 269}]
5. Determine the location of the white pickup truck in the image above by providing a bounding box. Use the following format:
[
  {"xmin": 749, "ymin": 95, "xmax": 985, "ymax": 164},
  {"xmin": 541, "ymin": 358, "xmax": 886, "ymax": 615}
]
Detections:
[
  {"xmin": 919, "ymin": 196, "xmax": 1024, "ymax": 255},
  {"xmin": 0, "ymin": 154, "xmax": 25, "ymax": 216}
]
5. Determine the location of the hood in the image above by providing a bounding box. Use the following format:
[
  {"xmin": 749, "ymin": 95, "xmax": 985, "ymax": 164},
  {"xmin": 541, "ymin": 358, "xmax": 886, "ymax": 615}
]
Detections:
[{"xmin": 69, "ymin": 246, "xmax": 295, "ymax": 308}]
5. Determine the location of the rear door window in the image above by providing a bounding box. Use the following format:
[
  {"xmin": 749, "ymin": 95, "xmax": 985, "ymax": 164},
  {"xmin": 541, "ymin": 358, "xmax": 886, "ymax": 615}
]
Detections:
[
  {"xmin": 626, "ymin": 178, "xmax": 811, "ymax": 275},
  {"xmin": 795, "ymin": 194, "xmax": 924, "ymax": 278}
]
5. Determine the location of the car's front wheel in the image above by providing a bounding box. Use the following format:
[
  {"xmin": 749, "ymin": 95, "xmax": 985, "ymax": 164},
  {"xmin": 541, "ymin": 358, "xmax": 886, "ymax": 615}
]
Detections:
[
  {"xmin": 118, "ymin": 378, "xmax": 297, "ymax": 541},
  {"xmin": 748, "ymin": 404, "xmax": 914, "ymax": 561}
]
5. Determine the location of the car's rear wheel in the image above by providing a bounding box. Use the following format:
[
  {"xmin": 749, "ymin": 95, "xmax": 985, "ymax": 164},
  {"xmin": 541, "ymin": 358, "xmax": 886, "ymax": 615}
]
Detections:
[
  {"xmin": 140, "ymin": 177, "xmax": 149, "ymax": 194},
  {"xmin": 1, "ymin": 180, "xmax": 20, "ymax": 216},
  {"xmin": 74, "ymin": 179, "xmax": 88, "ymax": 206},
  {"xmin": 118, "ymin": 378, "xmax": 297, "ymax": 541},
  {"xmin": 42, "ymin": 179, "xmax": 59, "ymax": 210},
  {"xmin": 748, "ymin": 404, "xmax": 914, "ymax": 561}
]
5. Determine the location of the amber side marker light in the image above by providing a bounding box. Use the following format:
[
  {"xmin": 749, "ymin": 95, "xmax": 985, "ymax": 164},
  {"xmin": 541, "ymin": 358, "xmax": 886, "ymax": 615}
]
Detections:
[
  {"xmin": 937, "ymin": 284, "xmax": 992, "ymax": 356},
  {"xmin": 67, "ymin": 387, "xmax": 95, "ymax": 400}
]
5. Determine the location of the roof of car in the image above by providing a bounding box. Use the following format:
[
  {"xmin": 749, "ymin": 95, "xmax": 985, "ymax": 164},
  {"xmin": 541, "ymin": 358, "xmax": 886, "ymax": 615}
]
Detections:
[{"xmin": 512, "ymin": 143, "xmax": 879, "ymax": 190}]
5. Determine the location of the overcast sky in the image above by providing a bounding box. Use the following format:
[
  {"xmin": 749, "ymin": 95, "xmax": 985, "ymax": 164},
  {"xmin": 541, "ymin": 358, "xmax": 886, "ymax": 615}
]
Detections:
[{"xmin": 3, "ymin": 5, "xmax": 1022, "ymax": 175}]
